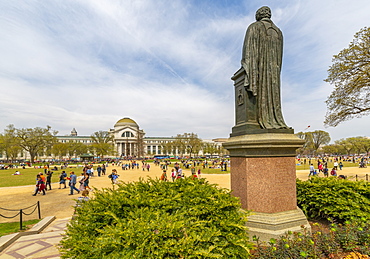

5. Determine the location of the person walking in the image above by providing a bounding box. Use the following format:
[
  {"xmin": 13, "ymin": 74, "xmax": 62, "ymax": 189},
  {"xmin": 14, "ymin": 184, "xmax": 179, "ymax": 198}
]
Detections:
[
  {"xmin": 97, "ymin": 165, "xmax": 102, "ymax": 177},
  {"xmin": 339, "ymin": 162, "xmax": 343, "ymax": 170},
  {"xmin": 59, "ymin": 171, "xmax": 67, "ymax": 189},
  {"xmin": 323, "ymin": 167, "xmax": 329, "ymax": 177},
  {"xmin": 333, "ymin": 161, "xmax": 338, "ymax": 170},
  {"xmin": 171, "ymin": 169, "xmax": 176, "ymax": 182},
  {"xmin": 68, "ymin": 171, "xmax": 80, "ymax": 195},
  {"xmin": 46, "ymin": 171, "xmax": 53, "ymax": 190},
  {"xmin": 33, "ymin": 175, "xmax": 46, "ymax": 196},
  {"xmin": 308, "ymin": 164, "xmax": 315, "ymax": 177},
  {"xmin": 81, "ymin": 171, "xmax": 91, "ymax": 190},
  {"xmin": 160, "ymin": 170, "xmax": 168, "ymax": 181},
  {"xmin": 102, "ymin": 164, "xmax": 106, "ymax": 175}
]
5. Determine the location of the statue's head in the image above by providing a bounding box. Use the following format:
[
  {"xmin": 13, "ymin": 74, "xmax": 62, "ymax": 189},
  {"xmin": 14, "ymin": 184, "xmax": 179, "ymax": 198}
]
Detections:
[{"xmin": 256, "ymin": 6, "xmax": 271, "ymax": 21}]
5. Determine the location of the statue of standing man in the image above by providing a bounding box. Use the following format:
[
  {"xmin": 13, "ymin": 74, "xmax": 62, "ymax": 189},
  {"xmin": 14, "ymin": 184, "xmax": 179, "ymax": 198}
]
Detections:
[{"xmin": 241, "ymin": 6, "xmax": 290, "ymax": 130}]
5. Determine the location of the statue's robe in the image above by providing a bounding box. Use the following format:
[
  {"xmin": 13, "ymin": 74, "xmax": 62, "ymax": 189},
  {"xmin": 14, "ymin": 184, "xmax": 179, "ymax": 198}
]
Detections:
[{"xmin": 241, "ymin": 17, "xmax": 289, "ymax": 129}]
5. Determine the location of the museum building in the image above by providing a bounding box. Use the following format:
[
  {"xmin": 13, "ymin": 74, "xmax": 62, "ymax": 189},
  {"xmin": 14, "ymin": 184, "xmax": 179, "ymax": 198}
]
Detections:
[{"xmin": 57, "ymin": 117, "xmax": 224, "ymax": 157}]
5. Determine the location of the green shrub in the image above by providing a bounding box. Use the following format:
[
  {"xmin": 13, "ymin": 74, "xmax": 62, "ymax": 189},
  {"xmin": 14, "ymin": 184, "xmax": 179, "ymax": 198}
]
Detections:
[
  {"xmin": 59, "ymin": 177, "xmax": 254, "ymax": 258},
  {"xmin": 297, "ymin": 177, "xmax": 370, "ymax": 222}
]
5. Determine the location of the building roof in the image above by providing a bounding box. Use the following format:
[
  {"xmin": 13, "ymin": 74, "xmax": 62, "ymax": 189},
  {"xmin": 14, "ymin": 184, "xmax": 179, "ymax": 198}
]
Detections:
[{"xmin": 114, "ymin": 117, "xmax": 138, "ymax": 128}]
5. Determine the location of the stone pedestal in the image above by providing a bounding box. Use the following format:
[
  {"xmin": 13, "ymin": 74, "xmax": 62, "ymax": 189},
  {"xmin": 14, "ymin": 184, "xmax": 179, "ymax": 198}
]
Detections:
[{"xmin": 223, "ymin": 133, "xmax": 310, "ymax": 241}]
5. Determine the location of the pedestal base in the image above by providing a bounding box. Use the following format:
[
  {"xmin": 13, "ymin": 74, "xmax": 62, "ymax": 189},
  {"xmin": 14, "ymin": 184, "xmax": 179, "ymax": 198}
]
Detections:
[
  {"xmin": 247, "ymin": 208, "xmax": 311, "ymax": 242},
  {"xmin": 222, "ymin": 133, "xmax": 310, "ymax": 241}
]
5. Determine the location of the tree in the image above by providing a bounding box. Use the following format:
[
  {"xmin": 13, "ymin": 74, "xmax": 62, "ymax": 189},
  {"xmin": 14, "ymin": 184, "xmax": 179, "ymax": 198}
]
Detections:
[
  {"xmin": 321, "ymin": 144, "xmax": 342, "ymax": 155},
  {"xmin": 324, "ymin": 27, "xmax": 370, "ymax": 127},
  {"xmin": 67, "ymin": 141, "xmax": 88, "ymax": 159},
  {"xmin": 335, "ymin": 139, "xmax": 353, "ymax": 156},
  {"xmin": 346, "ymin": 137, "xmax": 365, "ymax": 155},
  {"xmin": 16, "ymin": 125, "xmax": 57, "ymax": 163},
  {"xmin": 296, "ymin": 130, "xmax": 330, "ymax": 154},
  {"xmin": 357, "ymin": 137, "xmax": 370, "ymax": 155},
  {"xmin": 309, "ymin": 130, "xmax": 331, "ymax": 151},
  {"xmin": 51, "ymin": 143, "xmax": 69, "ymax": 159},
  {"xmin": 90, "ymin": 131, "xmax": 114, "ymax": 158},
  {"xmin": 202, "ymin": 142, "xmax": 219, "ymax": 157},
  {"xmin": 173, "ymin": 133, "xmax": 202, "ymax": 158},
  {"xmin": 296, "ymin": 132, "xmax": 312, "ymax": 153},
  {"xmin": 0, "ymin": 125, "xmax": 22, "ymax": 162},
  {"xmin": 135, "ymin": 129, "xmax": 145, "ymax": 158}
]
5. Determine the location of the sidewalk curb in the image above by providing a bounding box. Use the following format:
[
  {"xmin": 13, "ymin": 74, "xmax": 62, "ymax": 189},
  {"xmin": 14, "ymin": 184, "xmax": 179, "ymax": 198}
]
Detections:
[{"xmin": 0, "ymin": 215, "xmax": 56, "ymax": 252}]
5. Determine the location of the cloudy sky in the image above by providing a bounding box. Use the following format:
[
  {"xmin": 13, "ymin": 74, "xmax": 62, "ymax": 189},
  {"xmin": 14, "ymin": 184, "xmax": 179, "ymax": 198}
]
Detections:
[{"xmin": 0, "ymin": 0, "xmax": 369, "ymax": 142}]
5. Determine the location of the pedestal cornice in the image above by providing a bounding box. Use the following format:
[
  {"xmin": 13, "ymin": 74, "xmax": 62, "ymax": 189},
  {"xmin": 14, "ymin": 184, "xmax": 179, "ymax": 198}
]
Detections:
[{"xmin": 222, "ymin": 133, "xmax": 304, "ymax": 157}]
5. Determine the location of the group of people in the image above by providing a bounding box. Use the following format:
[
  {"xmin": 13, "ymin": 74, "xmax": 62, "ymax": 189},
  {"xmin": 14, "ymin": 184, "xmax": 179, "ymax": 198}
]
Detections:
[
  {"xmin": 308, "ymin": 162, "xmax": 345, "ymax": 179},
  {"xmin": 32, "ymin": 166, "xmax": 93, "ymax": 196},
  {"xmin": 159, "ymin": 164, "xmax": 201, "ymax": 182}
]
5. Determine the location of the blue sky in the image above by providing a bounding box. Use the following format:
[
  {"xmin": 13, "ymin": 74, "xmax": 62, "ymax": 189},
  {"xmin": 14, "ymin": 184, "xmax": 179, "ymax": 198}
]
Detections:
[{"xmin": 0, "ymin": 0, "xmax": 369, "ymax": 142}]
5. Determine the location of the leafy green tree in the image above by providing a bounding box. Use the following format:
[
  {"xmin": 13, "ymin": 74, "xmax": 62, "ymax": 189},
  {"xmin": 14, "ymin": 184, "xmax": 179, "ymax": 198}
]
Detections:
[
  {"xmin": 51, "ymin": 143, "xmax": 69, "ymax": 159},
  {"xmin": 324, "ymin": 27, "xmax": 370, "ymax": 127},
  {"xmin": 346, "ymin": 136, "xmax": 365, "ymax": 155},
  {"xmin": 0, "ymin": 125, "xmax": 22, "ymax": 161},
  {"xmin": 309, "ymin": 130, "xmax": 331, "ymax": 151},
  {"xmin": 67, "ymin": 141, "xmax": 88, "ymax": 158},
  {"xmin": 16, "ymin": 125, "xmax": 57, "ymax": 163},
  {"xmin": 358, "ymin": 137, "xmax": 370, "ymax": 155},
  {"xmin": 335, "ymin": 138, "xmax": 353, "ymax": 155},
  {"xmin": 90, "ymin": 131, "xmax": 114, "ymax": 158},
  {"xmin": 174, "ymin": 133, "xmax": 202, "ymax": 157},
  {"xmin": 202, "ymin": 142, "xmax": 219, "ymax": 157},
  {"xmin": 320, "ymin": 144, "xmax": 343, "ymax": 155},
  {"xmin": 296, "ymin": 130, "xmax": 330, "ymax": 154}
]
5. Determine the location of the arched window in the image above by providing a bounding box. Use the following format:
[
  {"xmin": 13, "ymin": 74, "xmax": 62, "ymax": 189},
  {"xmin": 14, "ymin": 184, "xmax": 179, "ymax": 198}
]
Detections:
[{"xmin": 122, "ymin": 131, "xmax": 134, "ymax": 138}]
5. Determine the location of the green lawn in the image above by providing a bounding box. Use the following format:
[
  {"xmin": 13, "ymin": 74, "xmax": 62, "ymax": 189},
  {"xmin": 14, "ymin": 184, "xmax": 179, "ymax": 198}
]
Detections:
[
  {"xmin": 0, "ymin": 219, "xmax": 41, "ymax": 237},
  {"xmin": 295, "ymin": 160, "xmax": 359, "ymax": 170},
  {"xmin": 1, "ymin": 160, "xmax": 361, "ymax": 187},
  {"xmin": 0, "ymin": 166, "xmax": 85, "ymax": 188}
]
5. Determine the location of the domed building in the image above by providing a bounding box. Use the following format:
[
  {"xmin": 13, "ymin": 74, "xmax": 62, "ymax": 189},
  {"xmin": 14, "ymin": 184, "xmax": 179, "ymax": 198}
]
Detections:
[
  {"xmin": 53, "ymin": 117, "xmax": 225, "ymax": 158},
  {"xmin": 109, "ymin": 117, "xmax": 145, "ymax": 157}
]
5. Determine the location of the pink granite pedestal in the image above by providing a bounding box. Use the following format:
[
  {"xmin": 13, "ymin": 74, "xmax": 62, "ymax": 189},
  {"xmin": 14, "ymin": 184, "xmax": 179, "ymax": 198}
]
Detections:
[{"xmin": 223, "ymin": 133, "xmax": 310, "ymax": 241}]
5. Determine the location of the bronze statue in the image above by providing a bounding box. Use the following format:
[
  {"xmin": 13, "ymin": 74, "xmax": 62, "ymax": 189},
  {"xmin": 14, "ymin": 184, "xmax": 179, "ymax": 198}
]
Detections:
[{"xmin": 241, "ymin": 6, "xmax": 289, "ymax": 129}]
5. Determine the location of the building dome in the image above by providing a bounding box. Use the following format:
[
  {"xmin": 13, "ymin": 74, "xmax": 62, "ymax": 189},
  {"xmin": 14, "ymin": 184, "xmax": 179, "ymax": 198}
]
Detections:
[
  {"xmin": 71, "ymin": 128, "xmax": 77, "ymax": 136},
  {"xmin": 114, "ymin": 117, "xmax": 139, "ymax": 128}
]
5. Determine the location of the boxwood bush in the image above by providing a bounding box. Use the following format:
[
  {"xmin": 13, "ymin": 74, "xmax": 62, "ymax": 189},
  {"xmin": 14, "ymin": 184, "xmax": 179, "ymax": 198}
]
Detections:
[
  {"xmin": 60, "ymin": 177, "xmax": 254, "ymax": 258},
  {"xmin": 297, "ymin": 177, "xmax": 370, "ymax": 222}
]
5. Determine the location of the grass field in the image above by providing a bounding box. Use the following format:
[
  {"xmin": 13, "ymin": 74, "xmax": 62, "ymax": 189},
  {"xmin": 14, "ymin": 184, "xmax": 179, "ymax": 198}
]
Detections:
[
  {"xmin": 0, "ymin": 219, "xmax": 41, "ymax": 237},
  {"xmin": 0, "ymin": 166, "xmax": 86, "ymax": 188}
]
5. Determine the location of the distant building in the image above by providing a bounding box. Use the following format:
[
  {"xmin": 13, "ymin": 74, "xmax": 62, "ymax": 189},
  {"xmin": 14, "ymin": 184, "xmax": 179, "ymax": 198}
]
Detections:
[{"xmin": 54, "ymin": 117, "xmax": 226, "ymax": 158}]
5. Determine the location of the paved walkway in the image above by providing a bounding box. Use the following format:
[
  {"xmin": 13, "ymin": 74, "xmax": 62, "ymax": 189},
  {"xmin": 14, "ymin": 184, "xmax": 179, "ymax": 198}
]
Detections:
[{"xmin": 0, "ymin": 217, "xmax": 69, "ymax": 259}]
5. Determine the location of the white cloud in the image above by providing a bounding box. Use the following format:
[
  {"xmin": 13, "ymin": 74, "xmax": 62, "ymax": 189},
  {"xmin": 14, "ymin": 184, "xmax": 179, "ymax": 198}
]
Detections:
[{"xmin": 0, "ymin": 0, "xmax": 369, "ymax": 142}]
